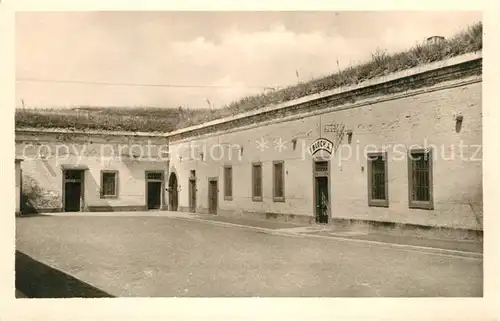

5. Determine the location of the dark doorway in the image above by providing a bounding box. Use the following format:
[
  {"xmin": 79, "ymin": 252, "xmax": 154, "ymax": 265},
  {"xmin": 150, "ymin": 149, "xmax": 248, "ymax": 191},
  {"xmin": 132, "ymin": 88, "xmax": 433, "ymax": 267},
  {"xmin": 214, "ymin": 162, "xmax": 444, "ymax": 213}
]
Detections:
[
  {"xmin": 189, "ymin": 178, "xmax": 196, "ymax": 213},
  {"xmin": 147, "ymin": 181, "xmax": 162, "ymax": 210},
  {"xmin": 208, "ymin": 178, "xmax": 218, "ymax": 214},
  {"xmin": 315, "ymin": 177, "xmax": 329, "ymax": 224},
  {"xmin": 146, "ymin": 171, "xmax": 164, "ymax": 210},
  {"xmin": 168, "ymin": 172, "xmax": 178, "ymax": 211},
  {"xmin": 313, "ymin": 160, "xmax": 330, "ymax": 224},
  {"xmin": 63, "ymin": 170, "xmax": 84, "ymax": 212}
]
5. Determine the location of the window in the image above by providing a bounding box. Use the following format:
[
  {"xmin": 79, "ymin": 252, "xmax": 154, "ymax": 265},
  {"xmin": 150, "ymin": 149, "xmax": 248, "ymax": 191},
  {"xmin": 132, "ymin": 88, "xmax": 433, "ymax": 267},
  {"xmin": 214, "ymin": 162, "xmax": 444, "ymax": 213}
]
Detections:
[
  {"xmin": 252, "ymin": 162, "xmax": 262, "ymax": 201},
  {"xmin": 64, "ymin": 170, "xmax": 83, "ymax": 180},
  {"xmin": 224, "ymin": 166, "xmax": 232, "ymax": 200},
  {"xmin": 315, "ymin": 161, "xmax": 328, "ymax": 172},
  {"xmin": 273, "ymin": 161, "xmax": 285, "ymax": 202},
  {"xmin": 367, "ymin": 152, "xmax": 388, "ymax": 207},
  {"xmin": 408, "ymin": 149, "xmax": 433, "ymax": 209},
  {"xmin": 147, "ymin": 172, "xmax": 163, "ymax": 180},
  {"xmin": 101, "ymin": 170, "xmax": 118, "ymax": 198}
]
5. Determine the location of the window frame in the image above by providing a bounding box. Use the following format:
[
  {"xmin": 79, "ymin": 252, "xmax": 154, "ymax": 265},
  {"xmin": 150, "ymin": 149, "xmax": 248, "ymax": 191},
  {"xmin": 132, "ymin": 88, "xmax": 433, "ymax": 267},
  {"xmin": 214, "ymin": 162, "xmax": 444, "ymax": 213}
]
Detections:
[
  {"xmin": 223, "ymin": 165, "xmax": 233, "ymax": 201},
  {"xmin": 251, "ymin": 162, "xmax": 263, "ymax": 202},
  {"xmin": 100, "ymin": 170, "xmax": 119, "ymax": 199},
  {"xmin": 407, "ymin": 148, "xmax": 434, "ymax": 210},
  {"xmin": 366, "ymin": 152, "xmax": 389, "ymax": 207},
  {"xmin": 146, "ymin": 171, "xmax": 164, "ymax": 181},
  {"xmin": 272, "ymin": 160, "xmax": 285, "ymax": 202}
]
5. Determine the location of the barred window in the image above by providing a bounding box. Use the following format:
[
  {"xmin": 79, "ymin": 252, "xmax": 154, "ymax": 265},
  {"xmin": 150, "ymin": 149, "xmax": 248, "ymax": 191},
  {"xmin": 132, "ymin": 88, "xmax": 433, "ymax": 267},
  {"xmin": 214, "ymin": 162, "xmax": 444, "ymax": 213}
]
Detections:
[
  {"xmin": 147, "ymin": 172, "xmax": 163, "ymax": 180},
  {"xmin": 224, "ymin": 166, "xmax": 232, "ymax": 200},
  {"xmin": 273, "ymin": 161, "xmax": 285, "ymax": 201},
  {"xmin": 408, "ymin": 149, "xmax": 433, "ymax": 209},
  {"xmin": 367, "ymin": 153, "xmax": 388, "ymax": 207},
  {"xmin": 252, "ymin": 163, "xmax": 262, "ymax": 201},
  {"xmin": 101, "ymin": 171, "xmax": 118, "ymax": 198},
  {"xmin": 315, "ymin": 161, "xmax": 328, "ymax": 172}
]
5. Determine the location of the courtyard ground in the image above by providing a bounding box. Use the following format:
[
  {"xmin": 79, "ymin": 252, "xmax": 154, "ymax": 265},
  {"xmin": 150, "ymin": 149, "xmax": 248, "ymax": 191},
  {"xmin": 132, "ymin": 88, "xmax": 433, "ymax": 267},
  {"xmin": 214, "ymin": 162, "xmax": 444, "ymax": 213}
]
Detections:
[{"xmin": 15, "ymin": 212, "xmax": 483, "ymax": 297}]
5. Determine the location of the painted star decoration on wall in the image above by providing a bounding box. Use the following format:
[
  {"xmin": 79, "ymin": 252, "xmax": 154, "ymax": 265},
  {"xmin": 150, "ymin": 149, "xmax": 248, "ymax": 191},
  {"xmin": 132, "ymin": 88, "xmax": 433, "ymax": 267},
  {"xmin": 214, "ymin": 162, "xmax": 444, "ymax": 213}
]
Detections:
[
  {"xmin": 255, "ymin": 137, "xmax": 268, "ymax": 152},
  {"xmin": 274, "ymin": 138, "xmax": 287, "ymax": 152}
]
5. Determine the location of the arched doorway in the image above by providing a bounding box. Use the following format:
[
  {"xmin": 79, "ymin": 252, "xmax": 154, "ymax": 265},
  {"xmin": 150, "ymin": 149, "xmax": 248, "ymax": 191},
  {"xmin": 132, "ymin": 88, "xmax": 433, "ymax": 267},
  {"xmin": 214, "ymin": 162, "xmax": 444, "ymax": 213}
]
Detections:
[{"xmin": 168, "ymin": 172, "xmax": 178, "ymax": 211}]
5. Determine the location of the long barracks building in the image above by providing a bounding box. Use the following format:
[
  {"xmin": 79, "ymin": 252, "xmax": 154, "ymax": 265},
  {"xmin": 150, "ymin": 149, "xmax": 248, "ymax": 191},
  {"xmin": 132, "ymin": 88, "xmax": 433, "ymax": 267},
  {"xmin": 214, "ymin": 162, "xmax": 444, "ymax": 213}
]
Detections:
[
  {"xmin": 166, "ymin": 52, "xmax": 482, "ymax": 230},
  {"xmin": 15, "ymin": 52, "xmax": 483, "ymax": 232}
]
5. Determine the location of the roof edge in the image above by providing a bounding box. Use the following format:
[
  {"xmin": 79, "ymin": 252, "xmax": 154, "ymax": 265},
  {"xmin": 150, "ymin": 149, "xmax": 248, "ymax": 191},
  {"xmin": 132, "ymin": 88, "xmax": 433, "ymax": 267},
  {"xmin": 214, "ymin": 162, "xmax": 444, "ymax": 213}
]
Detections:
[{"xmin": 15, "ymin": 127, "xmax": 168, "ymax": 137}]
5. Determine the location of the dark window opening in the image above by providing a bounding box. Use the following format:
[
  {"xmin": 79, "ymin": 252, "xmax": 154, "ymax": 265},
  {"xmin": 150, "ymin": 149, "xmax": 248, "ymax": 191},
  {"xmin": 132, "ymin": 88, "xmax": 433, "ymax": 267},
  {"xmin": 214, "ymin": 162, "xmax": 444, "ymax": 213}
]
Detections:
[
  {"xmin": 273, "ymin": 161, "xmax": 285, "ymax": 201},
  {"xmin": 101, "ymin": 171, "xmax": 118, "ymax": 198},
  {"xmin": 315, "ymin": 161, "xmax": 328, "ymax": 172},
  {"xmin": 252, "ymin": 163, "xmax": 262, "ymax": 201},
  {"xmin": 65, "ymin": 170, "xmax": 82, "ymax": 180},
  {"xmin": 147, "ymin": 172, "xmax": 163, "ymax": 180},
  {"xmin": 408, "ymin": 149, "xmax": 433, "ymax": 209},
  {"xmin": 224, "ymin": 166, "xmax": 232, "ymax": 200},
  {"xmin": 367, "ymin": 153, "xmax": 388, "ymax": 207}
]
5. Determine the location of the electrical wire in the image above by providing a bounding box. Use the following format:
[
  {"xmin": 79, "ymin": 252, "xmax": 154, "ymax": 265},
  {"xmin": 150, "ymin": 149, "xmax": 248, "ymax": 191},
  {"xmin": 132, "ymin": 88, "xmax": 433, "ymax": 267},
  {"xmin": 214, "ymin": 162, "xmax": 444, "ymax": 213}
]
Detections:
[{"xmin": 16, "ymin": 77, "xmax": 279, "ymax": 90}]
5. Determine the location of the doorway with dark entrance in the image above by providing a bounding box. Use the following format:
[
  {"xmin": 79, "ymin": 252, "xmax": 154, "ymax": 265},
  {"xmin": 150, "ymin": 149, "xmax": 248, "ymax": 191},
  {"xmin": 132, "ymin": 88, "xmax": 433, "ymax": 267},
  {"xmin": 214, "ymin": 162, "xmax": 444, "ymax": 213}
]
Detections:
[
  {"xmin": 63, "ymin": 169, "xmax": 85, "ymax": 212},
  {"xmin": 313, "ymin": 160, "xmax": 330, "ymax": 224},
  {"xmin": 208, "ymin": 178, "xmax": 218, "ymax": 215},
  {"xmin": 168, "ymin": 172, "xmax": 178, "ymax": 211},
  {"xmin": 146, "ymin": 171, "xmax": 164, "ymax": 210},
  {"xmin": 189, "ymin": 170, "xmax": 196, "ymax": 213}
]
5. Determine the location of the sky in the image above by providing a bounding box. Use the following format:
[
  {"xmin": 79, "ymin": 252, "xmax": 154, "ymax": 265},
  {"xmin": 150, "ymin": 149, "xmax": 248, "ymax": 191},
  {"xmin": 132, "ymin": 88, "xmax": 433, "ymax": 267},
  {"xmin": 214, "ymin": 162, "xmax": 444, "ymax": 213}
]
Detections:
[{"xmin": 16, "ymin": 11, "xmax": 482, "ymax": 109}]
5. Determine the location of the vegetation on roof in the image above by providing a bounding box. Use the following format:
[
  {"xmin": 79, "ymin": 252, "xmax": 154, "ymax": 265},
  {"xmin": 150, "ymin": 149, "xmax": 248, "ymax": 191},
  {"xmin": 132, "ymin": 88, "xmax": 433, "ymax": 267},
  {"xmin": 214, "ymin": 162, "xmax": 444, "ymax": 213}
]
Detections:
[
  {"xmin": 15, "ymin": 106, "xmax": 216, "ymax": 134},
  {"xmin": 15, "ymin": 22, "xmax": 482, "ymax": 133}
]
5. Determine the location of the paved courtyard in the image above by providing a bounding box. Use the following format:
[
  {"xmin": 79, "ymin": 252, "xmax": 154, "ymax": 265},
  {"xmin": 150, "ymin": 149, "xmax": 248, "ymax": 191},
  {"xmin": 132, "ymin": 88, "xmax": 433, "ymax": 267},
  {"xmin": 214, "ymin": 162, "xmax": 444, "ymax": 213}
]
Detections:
[{"xmin": 16, "ymin": 214, "xmax": 483, "ymax": 297}]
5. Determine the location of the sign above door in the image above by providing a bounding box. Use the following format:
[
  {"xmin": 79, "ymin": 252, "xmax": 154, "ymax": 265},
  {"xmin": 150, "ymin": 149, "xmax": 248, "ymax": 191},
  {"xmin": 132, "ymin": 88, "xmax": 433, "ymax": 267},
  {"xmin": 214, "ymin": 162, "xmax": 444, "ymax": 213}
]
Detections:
[{"xmin": 308, "ymin": 138, "xmax": 334, "ymax": 156}]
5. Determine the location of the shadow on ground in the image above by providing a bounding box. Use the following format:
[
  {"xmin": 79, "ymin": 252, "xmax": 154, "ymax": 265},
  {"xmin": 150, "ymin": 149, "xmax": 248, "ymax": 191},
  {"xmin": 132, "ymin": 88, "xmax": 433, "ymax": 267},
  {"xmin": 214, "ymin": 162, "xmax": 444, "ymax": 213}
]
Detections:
[{"xmin": 15, "ymin": 251, "xmax": 114, "ymax": 298}]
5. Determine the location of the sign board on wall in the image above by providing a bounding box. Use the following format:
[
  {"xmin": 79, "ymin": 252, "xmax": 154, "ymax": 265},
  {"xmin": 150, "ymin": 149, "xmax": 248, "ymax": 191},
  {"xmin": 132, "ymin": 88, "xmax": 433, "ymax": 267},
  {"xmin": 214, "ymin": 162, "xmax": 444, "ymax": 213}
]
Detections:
[
  {"xmin": 324, "ymin": 123, "xmax": 345, "ymax": 133},
  {"xmin": 308, "ymin": 138, "xmax": 334, "ymax": 155}
]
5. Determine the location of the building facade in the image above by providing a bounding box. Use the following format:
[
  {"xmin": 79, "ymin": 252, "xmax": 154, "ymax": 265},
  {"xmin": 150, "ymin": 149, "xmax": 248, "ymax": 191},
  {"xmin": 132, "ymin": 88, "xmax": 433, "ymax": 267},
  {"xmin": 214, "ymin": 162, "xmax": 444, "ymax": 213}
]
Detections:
[
  {"xmin": 166, "ymin": 52, "xmax": 483, "ymax": 230},
  {"xmin": 14, "ymin": 53, "xmax": 483, "ymax": 232},
  {"xmin": 15, "ymin": 129, "xmax": 169, "ymax": 213}
]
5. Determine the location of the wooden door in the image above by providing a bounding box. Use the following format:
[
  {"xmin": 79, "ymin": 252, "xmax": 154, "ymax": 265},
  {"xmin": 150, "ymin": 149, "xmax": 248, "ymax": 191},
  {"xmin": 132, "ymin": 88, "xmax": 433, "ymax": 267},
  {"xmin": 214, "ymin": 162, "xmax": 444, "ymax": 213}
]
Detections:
[
  {"xmin": 315, "ymin": 176, "xmax": 329, "ymax": 224},
  {"xmin": 146, "ymin": 171, "xmax": 164, "ymax": 211},
  {"xmin": 147, "ymin": 181, "xmax": 162, "ymax": 210},
  {"xmin": 208, "ymin": 179, "xmax": 218, "ymax": 214},
  {"xmin": 168, "ymin": 173, "xmax": 178, "ymax": 211},
  {"xmin": 189, "ymin": 178, "xmax": 196, "ymax": 213},
  {"xmin": 63, "ymin": 170, "xmax": 84, "ymax": 212},
  {"xmin": 64, "ymin": 182, "xmax": 81, "ymax": 212}
]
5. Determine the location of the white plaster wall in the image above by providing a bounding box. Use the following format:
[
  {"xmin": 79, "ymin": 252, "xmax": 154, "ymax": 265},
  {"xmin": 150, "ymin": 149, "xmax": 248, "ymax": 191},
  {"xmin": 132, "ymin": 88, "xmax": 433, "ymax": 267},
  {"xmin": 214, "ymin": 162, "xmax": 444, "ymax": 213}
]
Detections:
[{"xmin": 169, "ymin": 80, "xmax": 482, "ymax": 229}]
